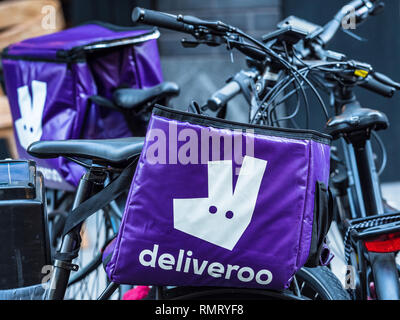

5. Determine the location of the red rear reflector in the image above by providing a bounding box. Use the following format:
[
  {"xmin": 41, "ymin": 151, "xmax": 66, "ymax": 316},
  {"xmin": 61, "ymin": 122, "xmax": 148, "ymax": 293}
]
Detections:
[{"xmin": 363, "ymin": 232, "xmax": 400, "ymax": 253}]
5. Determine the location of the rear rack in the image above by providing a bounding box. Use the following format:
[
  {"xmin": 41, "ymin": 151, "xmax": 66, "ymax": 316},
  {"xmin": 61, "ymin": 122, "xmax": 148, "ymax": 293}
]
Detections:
[
  {"xmin": 342, "ymin": 211, "xmax": 400, "ymax": 296},
  {"xmin": 344, "ymin": 212, "xmax": 400, "ymax": 241}
]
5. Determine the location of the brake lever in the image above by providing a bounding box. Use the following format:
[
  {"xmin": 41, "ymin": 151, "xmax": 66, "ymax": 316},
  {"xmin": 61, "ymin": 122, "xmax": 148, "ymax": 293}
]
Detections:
[
  {"xmin": 370, "ymin": 1, "xmax": 385, "ymax": 16},
  {"xmin": 341, "ymin": 28, "xmax": 368, "ymax": 42},
  {"xmin": 181, "ymin": 35, "xmax": 222, "ymax": 48},
  {"xmin": 181, "ymin": 39, "xmax": 200, "ymax": 48}
]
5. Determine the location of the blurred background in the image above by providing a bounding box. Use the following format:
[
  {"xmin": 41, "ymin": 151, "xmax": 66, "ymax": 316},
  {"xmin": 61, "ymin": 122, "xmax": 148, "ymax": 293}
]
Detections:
[{"xmin": 0, "ymin": 0, "xmax": 399, "ymax": 183}]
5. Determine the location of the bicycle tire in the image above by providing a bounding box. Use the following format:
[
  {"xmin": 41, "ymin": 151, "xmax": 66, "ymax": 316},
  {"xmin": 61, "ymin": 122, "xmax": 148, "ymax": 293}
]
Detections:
[
  {"xmin": 295, "ymin": 266, "xmax": 350, "ymax": 300},
  {"xmin": 144, "ymin": 266, "xmax": 350, "ymax": 300}
]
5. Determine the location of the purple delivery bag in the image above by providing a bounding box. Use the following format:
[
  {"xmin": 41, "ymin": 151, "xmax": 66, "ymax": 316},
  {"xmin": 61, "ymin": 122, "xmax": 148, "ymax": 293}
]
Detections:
[
  {"xmin": 2, "ymin": 22, "xmax": 163, "ymax": 190},
  {"xmin": 104, "ymin": 105, "xmax": 333, "ymax": 290}
]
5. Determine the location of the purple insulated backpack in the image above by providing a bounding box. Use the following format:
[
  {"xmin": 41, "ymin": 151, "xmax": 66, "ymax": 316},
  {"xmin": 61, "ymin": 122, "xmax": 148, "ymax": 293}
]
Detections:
[
  {"xmin": 104, "ymin": 106, "xmax": 333, "ymax": 290},
  {"xmin": 2, "ymin": 22, "xmax": 163, "ymax": 190}
]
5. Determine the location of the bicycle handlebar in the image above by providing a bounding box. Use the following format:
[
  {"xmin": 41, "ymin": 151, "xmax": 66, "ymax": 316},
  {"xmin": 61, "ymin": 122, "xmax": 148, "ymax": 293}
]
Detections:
[
  {"xmin": 134, "ymin": 3, "xmax": 398, "ymax": 104},
  {"xmin": 132, "ymin": 7, "xmax": 194, "ymax": 34},
  {"xmin": 133, "ymin": 7, "xmax": 269, "ymax": 62}
]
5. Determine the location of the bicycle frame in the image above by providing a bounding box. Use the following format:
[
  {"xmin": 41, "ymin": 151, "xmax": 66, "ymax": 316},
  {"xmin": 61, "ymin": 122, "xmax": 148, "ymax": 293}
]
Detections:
[
  {"xmin": 46, "ymin": 165, "xmax": 108, "ymax": 300},
  {"xmin": 332, "ymin": 87, "xmax": 400, "ymax": 300}
]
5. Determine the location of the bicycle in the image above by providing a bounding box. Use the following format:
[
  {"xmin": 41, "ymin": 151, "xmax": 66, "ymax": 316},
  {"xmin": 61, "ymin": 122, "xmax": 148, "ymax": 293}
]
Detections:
[{"xmin": 25, "ymin": 3, "xmax": 387, "ymax": 300}]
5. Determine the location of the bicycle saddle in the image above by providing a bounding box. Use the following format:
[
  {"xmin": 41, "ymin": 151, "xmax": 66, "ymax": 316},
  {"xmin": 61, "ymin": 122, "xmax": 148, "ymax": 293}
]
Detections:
[
  {"xmin": 27, "ymin": 137, "xmax": 144, "ymax": 166},
  {"xmin": 326, "ymin": 101, "xmax": 389, "ymax": 138},
  {"xmin": 113, "ymin": 82, "xmax": 180, "ymax": 110}
]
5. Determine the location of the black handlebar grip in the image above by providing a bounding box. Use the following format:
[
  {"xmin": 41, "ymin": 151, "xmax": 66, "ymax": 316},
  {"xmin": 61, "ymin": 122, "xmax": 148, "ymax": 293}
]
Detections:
[
  {"xmin": 373, "ymin": 72, "xmax": 400, "ymax": 90},
  {"xmin": 207, "ymin": 81, "xmax": 241, "ymax": 111},
  {"xmin": 132, "ymin": 7, "xmax": 191, "ymax": 33},
  {"xmin": 360, "ymin": 75, "xmax": 396, "ymax": 98}
]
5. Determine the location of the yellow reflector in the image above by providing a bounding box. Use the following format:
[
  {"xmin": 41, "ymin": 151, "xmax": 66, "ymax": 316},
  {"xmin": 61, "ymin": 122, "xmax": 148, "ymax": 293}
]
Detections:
[{"xmin": 354, "ymin": 69, "xmax": 369, "ymax": 78}]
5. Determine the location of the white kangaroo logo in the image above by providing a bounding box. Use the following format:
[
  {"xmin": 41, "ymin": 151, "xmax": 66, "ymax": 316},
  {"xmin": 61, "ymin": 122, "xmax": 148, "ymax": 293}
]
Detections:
[
  {"xmin": 15, "ymin": 81, "xmax": 47, "ymax": 150},
  {"xmin": 173, "ymin": 156, "xmax": 267, "ymax": 250}
]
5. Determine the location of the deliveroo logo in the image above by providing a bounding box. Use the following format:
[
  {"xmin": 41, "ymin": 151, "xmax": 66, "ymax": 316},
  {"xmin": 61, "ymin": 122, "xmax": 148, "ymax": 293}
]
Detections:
[
  {"xmin": 15, "ymin": 81, "xmax": 47, "ymax": 149},
  {"xmin": 173, "ymin": 156, "xmax": 267, "ymax": 250}
]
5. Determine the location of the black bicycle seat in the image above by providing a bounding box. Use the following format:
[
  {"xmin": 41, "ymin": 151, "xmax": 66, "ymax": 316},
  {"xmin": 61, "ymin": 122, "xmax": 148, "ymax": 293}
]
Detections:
[
  {"xmin": 113, "ymin": 82, "xmax": 180, "ymax": 110},
  {"xmin": 27, "ymin": 137, "xmax": 144, "ymax": 166},
  {"xmin": 326, "ymin": 101, "xmax": 389, "ymax": 138}
]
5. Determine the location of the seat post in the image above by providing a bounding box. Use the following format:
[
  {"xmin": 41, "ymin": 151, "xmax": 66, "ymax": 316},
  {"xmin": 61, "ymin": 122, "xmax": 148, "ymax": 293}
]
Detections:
[
  {"xmin": 45, "ymin": 165, "xmax": 107, "ymax": 300},
  {"xmin": 333, "ymin": 86, "xmax": 384, "ymax": 216}
]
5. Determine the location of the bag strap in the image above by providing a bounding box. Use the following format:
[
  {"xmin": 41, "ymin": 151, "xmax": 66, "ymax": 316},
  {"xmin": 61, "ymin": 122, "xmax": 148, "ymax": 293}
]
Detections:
[{"xmin": 54, "ymin": 160, "xmax": 137, "ymax": 262}]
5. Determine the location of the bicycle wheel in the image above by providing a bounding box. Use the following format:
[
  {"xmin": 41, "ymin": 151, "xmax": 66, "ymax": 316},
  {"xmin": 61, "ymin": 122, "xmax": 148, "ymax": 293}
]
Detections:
[
  {"xmin": 295, "ymin": 266, "xmax": 350, "ymax": 300},
  {"xmin": 147, "ymin": 266, "xmax": 350, "ymax": 300}
]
